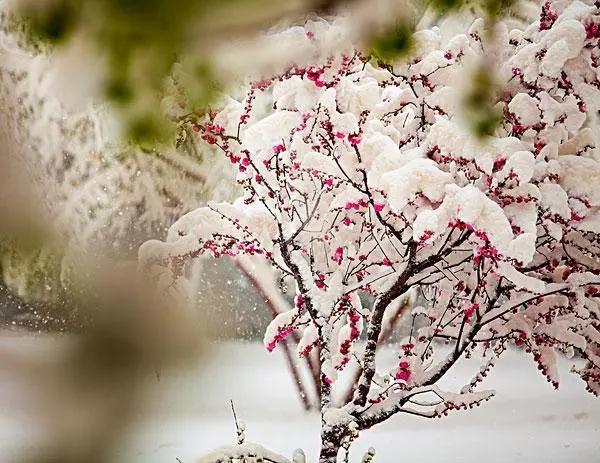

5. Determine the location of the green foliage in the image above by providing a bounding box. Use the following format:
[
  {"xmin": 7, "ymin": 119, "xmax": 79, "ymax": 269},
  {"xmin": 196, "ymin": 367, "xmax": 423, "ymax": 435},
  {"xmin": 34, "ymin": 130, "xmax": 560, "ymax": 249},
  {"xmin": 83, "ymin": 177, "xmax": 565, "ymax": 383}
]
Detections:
[
  {"xmin": 426, "ymin": 0, "xmax": 517, "ymax": 19},
  {"xmin": 428, "ymin": 0, "xmax": 467, "ymax": 14},
  {"xmin": 462, "ymin": 65, "xmax": 502, "ymax": 138},
  {"xmin": 480, "ymin": 0, "xmax": 517, "ymax": 19},
  {"xmin": 370, "ymin": 23, "xmax": 416, "ymax": 63},
  {"xmin": 18, "ymin": 0, "xmax": 81, "ymax": 44}
]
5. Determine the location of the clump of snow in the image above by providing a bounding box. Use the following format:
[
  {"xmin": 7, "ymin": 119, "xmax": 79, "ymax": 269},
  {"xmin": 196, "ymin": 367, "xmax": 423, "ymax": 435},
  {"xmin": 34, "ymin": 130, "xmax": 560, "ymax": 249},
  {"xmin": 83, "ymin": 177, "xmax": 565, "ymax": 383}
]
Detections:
[
  {"xmin": 381, "ymin": 159, "xmax": 453, "ymax": 211},
  {"xmin": 508, "ymin": 93, "xmax": 540, "ymax": 126}
]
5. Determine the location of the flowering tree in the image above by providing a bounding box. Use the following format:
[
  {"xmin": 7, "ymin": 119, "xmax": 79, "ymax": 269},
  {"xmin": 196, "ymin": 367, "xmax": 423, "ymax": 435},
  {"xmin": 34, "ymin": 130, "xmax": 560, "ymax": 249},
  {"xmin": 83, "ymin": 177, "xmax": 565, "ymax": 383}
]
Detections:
[{"xmin": 141, "ymin": 4, "xmax": 600, "ymax": 461}]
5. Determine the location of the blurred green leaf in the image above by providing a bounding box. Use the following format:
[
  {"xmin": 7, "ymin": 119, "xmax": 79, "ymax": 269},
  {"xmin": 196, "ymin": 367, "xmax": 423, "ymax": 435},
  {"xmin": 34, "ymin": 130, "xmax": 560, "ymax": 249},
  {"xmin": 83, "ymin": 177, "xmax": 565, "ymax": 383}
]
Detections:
[
  {"xmin": 427, "ymin": 0, "xmax": 467, "ymax": 14},
  {"xmin": 482, "ymin": 0, "xmax": 517, "ymax": 19},
  {"xmin": 462, "ymin": 65, "xmax": 502, "ymax": 138},
  {"xmin": 18, "ymin": 0, "xmax": 81, "ymax": 44},
  {"xmin": 370, "ymin": 22, "xmax": 416, "ymax": 63}
]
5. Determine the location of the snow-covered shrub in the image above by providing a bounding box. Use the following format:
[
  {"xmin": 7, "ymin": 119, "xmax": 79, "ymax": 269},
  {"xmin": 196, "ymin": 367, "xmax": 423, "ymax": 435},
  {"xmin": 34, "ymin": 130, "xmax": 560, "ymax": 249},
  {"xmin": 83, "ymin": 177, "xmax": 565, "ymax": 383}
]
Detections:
[
  {"xmin": 196, "ymin": 413, "xmax": 306, "ymax": 463},
  {"xmin": 141, "ymin": 3, "xmax": 600, "ymax": 461}
]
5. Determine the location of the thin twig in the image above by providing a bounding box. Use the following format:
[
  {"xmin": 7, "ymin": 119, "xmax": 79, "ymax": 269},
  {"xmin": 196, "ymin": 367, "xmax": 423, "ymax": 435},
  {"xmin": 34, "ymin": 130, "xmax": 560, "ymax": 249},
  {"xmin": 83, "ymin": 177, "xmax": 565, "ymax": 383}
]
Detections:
[{"xmin": 230, "ymin": 399, "xmax": 240, "ymax": 433}]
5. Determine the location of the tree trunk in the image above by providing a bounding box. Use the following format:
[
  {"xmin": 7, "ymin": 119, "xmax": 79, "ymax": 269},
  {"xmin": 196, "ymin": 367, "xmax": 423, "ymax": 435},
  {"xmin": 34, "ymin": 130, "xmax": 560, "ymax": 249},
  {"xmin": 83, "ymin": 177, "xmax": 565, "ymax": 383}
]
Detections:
[
  {"xmin": 318, "ymin": 334, "xmax": 343, "ymax": 462},
  {"xmin": 319, "ymin": 433, "xmax": 341, "ymax": 463},
  {"xmin": 319, "ymin": 411, "xmax": 344, "ymax": 462}
]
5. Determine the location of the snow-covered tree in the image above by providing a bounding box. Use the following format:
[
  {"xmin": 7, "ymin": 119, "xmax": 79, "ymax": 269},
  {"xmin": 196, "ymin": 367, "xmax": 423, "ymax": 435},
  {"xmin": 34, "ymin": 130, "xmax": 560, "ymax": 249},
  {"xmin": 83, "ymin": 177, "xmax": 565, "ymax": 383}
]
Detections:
[{"xmin": 141, "ymin": 3, "xmax": 600, "ymax": 461}]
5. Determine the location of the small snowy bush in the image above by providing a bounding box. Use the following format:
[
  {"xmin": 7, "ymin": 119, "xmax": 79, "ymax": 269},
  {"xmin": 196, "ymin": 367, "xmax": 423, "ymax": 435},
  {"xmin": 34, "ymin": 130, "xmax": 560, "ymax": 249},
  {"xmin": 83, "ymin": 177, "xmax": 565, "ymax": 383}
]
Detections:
[{"xmin": 141, "ymin": 2, "xmax": 600, "ymax": 461}]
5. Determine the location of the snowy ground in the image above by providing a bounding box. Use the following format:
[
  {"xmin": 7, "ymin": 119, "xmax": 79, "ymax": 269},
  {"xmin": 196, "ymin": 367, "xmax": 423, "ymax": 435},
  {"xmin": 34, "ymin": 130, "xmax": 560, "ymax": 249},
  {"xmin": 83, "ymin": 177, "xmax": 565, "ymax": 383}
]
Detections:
[{"xmin": 0, "ymin": 333, "xmax": 599, "ymax": 463}]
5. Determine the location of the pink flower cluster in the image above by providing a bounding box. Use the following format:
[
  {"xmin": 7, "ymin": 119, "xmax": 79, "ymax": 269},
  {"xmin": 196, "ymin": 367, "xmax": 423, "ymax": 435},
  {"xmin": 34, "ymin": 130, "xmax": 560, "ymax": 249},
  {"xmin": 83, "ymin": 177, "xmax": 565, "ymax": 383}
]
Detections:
[
  {"xmin": 306, "ymin": 66, "xmax": 326, "ymax": 88},
  {"xmin": 539, "ymin": 1, "xmax": 558, "ymax": 30},
  {"xmin": 266, "ymin": 326, "xmax": 293, "ymax": 352},
  {"xmin": 463, "ymin": 303, "xmax": 479, "ymax": 324},
  {"xmin": 395, "ymin": 360, "xmax": 411, "ymax": 382},
  {"xmin": 337, "ymin": 309, "xmax": 362, "ymax": 369},
  {"xmin": 194, "ymin": 121, "xmax": 224, "ymax": 145}
]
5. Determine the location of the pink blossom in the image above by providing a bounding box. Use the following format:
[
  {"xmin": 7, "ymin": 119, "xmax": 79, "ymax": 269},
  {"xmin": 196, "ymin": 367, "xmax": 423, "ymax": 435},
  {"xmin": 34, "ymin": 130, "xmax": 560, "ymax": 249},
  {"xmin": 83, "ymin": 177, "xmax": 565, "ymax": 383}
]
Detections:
[
  {"xmin": 418, "ymin": 230, "xmax": 434, "ymax": 245},
  {"xmin": 306, "ymin": 67, "xmax": 324, "ymax": 82},
  {"xmin": 381, "ymin": 257, "xmax": 393, "ymax": 267},
  {"xmin": 463, "ymin": 303, "xmax": 479, "ymax": 323},
  {"xmin": 201, "ymin": 134, "xmax": 217, "ymax": 144},
  {"xmin": 348, "ymin": 134, "xmax": 362, "ymax": 145},
  {"xmin": 401, "ymin": 343, "xmax": 414, "ymax": 354},
  {"xmin": 266, "ymin": 326, "xmax": 293, "ymax": 352},
  {"xmin": 492, "ymin": 157, "xmax": 507, "ymax": 172},
  {"xmin": 395, "ymin": 369, "xmax": 411, "ymax": 382},
  {"xmin": 373, "ymin": 203, "xmax": 385, "ymax": 213},
  {"xmin": 571, "ymin": 211, "xmax": 584, "ymax": 221},
  {"xmin": 332, "ymin": 247, "xmax": 344, "ymax": 264},
  {"xmin": 315, "ymin": 273, "xmax": 327, "ymax": 289},
  {"xmin": 585, "ymin": 21, "xmax": 600, "ymax": 40}
]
